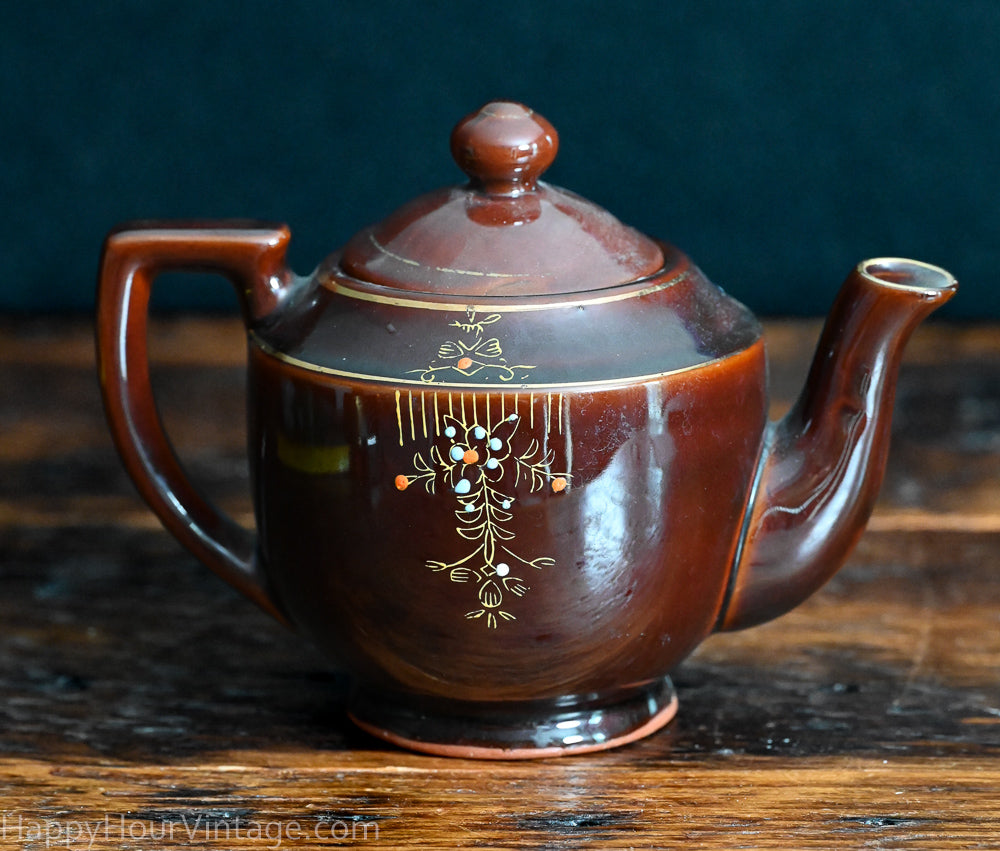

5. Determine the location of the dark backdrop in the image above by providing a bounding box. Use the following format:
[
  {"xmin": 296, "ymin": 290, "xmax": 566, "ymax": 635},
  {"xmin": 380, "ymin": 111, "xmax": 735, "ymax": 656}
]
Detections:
[{"xmin": 4, "ymin": 1, "xmax": 997, "ymax": 317}]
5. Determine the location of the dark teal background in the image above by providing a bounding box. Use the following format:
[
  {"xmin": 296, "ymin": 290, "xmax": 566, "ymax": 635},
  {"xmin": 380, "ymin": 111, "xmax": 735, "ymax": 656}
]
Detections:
[{"xmin": 3, "ymin": 1, "xmax": 997, "ymax": 316}]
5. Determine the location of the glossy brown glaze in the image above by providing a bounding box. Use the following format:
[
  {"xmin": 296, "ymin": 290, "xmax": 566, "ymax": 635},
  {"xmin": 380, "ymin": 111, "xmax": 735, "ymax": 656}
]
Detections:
[
  {"xmin": 449, "ymin": 100, "xmax": 558, "ymax": 195},
  {"xmin": 96, "ymin": 223, "xmax": 292, "ymax": 623},
  {"xmin": 340, "ymin": 101, "xmax": 663, "ymax": 296},
  {"xmin": 247, "ymin": 336, "xmax": 767, "ymax": 695},
  {"xmin": 720, "ymin": 259, "xmax": 958, "ymax": 630},
  {"xmin": 95, "ymin": 102, "xmax": 957, "ymax": 757}
]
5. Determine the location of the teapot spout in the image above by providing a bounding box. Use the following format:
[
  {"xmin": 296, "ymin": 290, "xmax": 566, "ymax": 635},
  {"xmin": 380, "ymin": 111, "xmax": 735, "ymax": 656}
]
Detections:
[{"xmin": 719, "ymin": 258, "xmax": 956, "ymax": 631}]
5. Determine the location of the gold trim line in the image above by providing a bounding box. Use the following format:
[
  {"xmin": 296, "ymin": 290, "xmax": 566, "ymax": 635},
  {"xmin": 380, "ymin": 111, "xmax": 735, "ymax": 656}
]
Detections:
[{"xmin": 320, "ymin": 268, "xmax": 691, "ymax": 312}]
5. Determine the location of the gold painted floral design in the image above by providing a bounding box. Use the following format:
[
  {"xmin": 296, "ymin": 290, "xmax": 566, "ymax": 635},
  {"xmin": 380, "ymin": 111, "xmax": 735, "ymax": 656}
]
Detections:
[
  {"xmin": 394, "ymin": 308, "xmax": 570, "ymax": 628},
  {"xmin": 409, "ymin": 307, "xmax": 535, "ymax": 384},
  {"xmin": 395, "ymin": 395, "xmax": 569, "ymax": 629}
]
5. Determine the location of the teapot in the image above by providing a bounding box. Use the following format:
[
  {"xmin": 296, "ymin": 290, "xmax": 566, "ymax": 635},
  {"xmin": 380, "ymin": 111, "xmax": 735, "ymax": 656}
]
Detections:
[{"xmin": 97, "ymin": 101, "xmax": 956, "ymax": 758}]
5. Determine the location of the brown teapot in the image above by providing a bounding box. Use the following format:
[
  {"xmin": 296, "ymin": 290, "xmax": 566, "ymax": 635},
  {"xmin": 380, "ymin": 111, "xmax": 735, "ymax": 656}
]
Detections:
[{"xmin": 97, "ymin": 102, "xmax": 956, "ymax": 758}]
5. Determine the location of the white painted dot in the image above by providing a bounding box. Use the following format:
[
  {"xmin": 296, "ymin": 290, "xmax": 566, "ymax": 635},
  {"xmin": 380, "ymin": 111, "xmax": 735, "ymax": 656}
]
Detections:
[
  {"xmin": 508, "ymin": 414, "xmax": 518, "ymax": 422},
  {"xmin": 502, "ymin": 500, "xmax": 511, "ymax": 509},
  {"xmin": 495, "ymin": 563, "xmax": 510, "ymax": 577},
  {"xmin": 455, "ymin": 479, "xmax": 471, "ymax": 495}
]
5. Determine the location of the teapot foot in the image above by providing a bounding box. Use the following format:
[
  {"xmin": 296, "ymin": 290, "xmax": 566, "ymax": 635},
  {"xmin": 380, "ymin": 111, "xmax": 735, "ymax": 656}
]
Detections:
[{"xmin": 347, "ymin": 677, "xmax": 678, "ymax": 759}]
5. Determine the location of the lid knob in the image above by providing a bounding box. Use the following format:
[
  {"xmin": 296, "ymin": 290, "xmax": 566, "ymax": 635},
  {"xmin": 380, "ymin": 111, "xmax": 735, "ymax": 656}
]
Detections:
[{"xmin": 450, "ymin": 101, "xmax": 558, "ymax": 196}]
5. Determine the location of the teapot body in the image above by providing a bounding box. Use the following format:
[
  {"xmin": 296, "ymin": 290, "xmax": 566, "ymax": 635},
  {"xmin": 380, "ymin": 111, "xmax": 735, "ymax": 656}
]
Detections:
[{"xmin": 247, "ymin": 252, "xmax": 767, "ymax": 722}]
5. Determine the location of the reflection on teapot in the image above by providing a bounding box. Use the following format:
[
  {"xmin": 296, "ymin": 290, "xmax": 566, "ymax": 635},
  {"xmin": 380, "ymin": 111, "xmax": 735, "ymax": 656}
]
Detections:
[{"xmin": 97, "ymin": 102, "xmax": 956, "ymax": 758}]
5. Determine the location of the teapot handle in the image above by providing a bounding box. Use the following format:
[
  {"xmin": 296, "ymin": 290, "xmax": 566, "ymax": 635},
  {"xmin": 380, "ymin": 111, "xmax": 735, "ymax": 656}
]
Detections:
[{"xmin": 96, "ymin": 221, "xmax": 292, "ymax": 623}]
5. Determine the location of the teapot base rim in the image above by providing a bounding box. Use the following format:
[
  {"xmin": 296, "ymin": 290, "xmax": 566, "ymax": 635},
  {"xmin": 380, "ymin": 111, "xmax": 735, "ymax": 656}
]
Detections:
[{"xmin": 347, "ymin": 676, "xmax": 678, "ymax": 760}]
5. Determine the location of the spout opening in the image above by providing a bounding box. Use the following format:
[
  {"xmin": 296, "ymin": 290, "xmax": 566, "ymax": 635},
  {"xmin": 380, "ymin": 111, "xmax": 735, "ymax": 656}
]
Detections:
[{"xmin": 859, "ymin": 257, "xmax": 957, "ymax": 294}]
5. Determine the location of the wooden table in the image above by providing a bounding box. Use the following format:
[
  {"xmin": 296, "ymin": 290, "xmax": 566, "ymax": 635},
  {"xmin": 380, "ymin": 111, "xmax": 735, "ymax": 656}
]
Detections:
[{"xmin": 2, "ymin": 316, "xmax": 999, "ymax": 848}]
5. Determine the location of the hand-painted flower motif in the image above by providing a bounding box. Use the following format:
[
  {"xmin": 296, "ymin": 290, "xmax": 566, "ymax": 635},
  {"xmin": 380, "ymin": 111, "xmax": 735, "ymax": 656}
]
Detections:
[
  {"xmin": 395, "ymin": 309, "xmax": 571, "ymax": 629},
  {"xmin": 439, "ymin": 412, "xmax": 518, "ymax": 491},
  {"xmin": 409, "ymin": 307, "xmax": 535, "ymax": 384},
  {"xmin": 396, "ymin": 398, "xmax": 570, "ymax": 629}
]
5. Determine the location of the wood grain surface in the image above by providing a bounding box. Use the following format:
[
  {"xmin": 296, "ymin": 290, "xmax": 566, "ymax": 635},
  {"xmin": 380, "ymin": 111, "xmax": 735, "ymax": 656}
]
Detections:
[{"xmin": 1, "ymin": 316, "xmax": 999, "ymax": 848}]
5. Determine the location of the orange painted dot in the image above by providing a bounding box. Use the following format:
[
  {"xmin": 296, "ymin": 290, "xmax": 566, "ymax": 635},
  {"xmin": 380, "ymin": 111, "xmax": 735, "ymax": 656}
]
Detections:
[
  {"xmin": 551, "ymin": 477, "xmax": 567, "ymax": 493},
  {"xmin": 394, "ymin": 475, "xmax": 409, "ymax": 491},
  {"xmin": 463, "ymin": 449, "xmax": 480, "ymax": 465},
  {"xmin": 457, "ymin": 356, "xmax": 474, "ymax": 370}
]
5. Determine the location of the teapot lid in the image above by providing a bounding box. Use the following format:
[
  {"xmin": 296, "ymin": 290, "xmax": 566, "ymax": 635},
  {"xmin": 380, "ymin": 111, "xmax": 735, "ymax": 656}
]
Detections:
[{"xmin": 339, "ymin": 102, "xmax": 665, "ymax": 296}]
